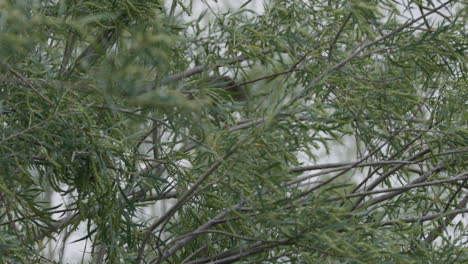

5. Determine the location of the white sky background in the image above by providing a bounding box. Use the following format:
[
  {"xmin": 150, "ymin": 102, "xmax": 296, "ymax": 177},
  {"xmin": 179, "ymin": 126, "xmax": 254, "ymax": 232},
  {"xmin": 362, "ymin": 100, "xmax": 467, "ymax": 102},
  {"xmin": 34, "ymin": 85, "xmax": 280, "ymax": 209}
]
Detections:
[{"xmin": 44, "ymin": 0, "xmax": 464, "ymax": 262}]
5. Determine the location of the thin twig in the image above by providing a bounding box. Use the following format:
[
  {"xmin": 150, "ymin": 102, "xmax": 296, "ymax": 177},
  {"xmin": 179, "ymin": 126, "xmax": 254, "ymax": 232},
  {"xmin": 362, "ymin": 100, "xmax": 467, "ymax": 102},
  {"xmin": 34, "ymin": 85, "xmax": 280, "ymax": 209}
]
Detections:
[
  {"xmin": 290, "ymin": 160, "xmax": 417, "ymax": 173},
  {"xmin": 328, "ymin": 13, "xmax": 352, "ymax": 62},
  {"xmin": 0, "ymin": 118, "xmax": 52, "ymax": 144}
]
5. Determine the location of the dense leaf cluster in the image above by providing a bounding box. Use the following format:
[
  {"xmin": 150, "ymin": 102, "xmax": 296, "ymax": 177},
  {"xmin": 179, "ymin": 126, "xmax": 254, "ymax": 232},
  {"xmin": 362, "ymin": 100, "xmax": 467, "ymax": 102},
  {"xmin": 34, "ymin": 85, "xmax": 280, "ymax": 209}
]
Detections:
[{"xmin": 0, "ymin": 0, "xmax": 466, "ymax": 263}]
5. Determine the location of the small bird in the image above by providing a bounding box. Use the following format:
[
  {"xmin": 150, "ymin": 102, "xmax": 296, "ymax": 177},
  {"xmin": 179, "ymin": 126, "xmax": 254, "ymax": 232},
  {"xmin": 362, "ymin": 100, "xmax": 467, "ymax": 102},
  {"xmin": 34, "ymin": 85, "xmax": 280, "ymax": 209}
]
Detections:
[{"xmin": 206, "ymin": 76, "xmax": 246, "ymax": 102}]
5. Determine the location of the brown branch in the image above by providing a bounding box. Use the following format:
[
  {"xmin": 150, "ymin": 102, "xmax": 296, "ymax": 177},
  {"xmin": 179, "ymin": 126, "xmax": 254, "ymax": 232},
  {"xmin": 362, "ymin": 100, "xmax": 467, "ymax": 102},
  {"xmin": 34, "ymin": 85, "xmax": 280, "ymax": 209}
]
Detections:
[
  {"xmin": 381, "ymin": 207, "xmax": 468, "ymax": 227},
  {"xmin": 176, "ymin": 229, "xmax": 276, "ymax": 244},
  {"xmin": 184, "ymin": 240, "xmax": 287, "ymax": 264},
  {"xmin": 33, "ymin": 212, "xmax": 79, "ymax": 242},
  {"xmin": 157, "ymin": 209, "xmax": 236, "ymax": 261},
  {"xmin": 328, "ymin": 13, "xmax": 352, "ymax": 62},
  {"xmin": 354, "ymin": 163, "xmax": 448, "ymax": 210},
  {"xmin": 227, "ymin": 117, "xmax": 265, "ymax": 132},
  {"xmin": 295, "ymin": 122, "xmax": 408, "ymax": 199},
  {"xmin": 134, "ymin": 191, "xmax": 178, "ymax": 202},
  {"xmin": 180, "ymin": 238, "xmax": 227, "ymax": 264},
  {"xmin": 350, "ymin": 147, "xmax": 431, "ymax": 209},
  {"xmin": 0, "ymin": 208, "xmax": 75, "ymax": 227},
  {"xmin": 424, "ymin": 193, "xmax": 468, "ymax": 244},
  {"xmin": 290, "ymin": 160, "xmax": 418, "ymax": 173},
  {"xmin": 421, "ymin": 5, "xmax": 453, "ymax": 23},
  {"xmin": 219, "ymin": 48, "xmax": 313, "ymax": 92},
  {"xmin": 328, "ymin": 172, "xmax": 468, "ymax": 201},
  {"xmin": 156, "ymin": 205, "xmax": 267, "ymax": 264},
  {"xmin": 0, "ymin": 75, "xmax": 95, "ymax": 91},
  {"xmin": 287, "ymin": 166, "xmax": 354, "ymax": 186},
  {"xmin": 417, "ymin": 2, "xmax": 432, "ymax": 30}
]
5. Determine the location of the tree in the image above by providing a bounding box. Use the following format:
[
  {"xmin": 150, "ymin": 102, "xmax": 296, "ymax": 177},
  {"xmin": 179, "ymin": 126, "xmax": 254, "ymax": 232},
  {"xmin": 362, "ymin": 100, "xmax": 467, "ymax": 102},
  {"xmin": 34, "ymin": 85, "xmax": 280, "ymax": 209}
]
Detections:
[{"xmin": 0, "ymin": 0, "xmax": 466, "ymax": 263}]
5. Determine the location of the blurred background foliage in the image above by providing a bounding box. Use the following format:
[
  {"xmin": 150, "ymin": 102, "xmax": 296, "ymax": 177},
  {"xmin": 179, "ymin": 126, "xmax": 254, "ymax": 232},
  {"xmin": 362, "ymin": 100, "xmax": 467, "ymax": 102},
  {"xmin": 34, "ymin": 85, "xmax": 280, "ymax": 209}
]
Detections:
[{"xmin": 0, "ymin": 0, "xmax": 466, "ymax": 263}]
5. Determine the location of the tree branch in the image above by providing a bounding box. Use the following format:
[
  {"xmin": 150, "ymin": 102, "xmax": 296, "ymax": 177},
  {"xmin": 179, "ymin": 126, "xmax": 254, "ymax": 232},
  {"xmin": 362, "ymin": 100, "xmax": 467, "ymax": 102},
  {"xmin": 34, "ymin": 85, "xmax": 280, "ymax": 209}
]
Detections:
[
  {"xmin": 294, "ymin": 0, "xmax": 454, "ymax": 101},
  {"xmin": 136, "ymin": 143, "xmax": 242, "ymax": 263},
  {"xmin": 290, "ymin": 160, "xmax": 418, "ymax": 173},
  {"xmin": 328, "ymin": 172, "xmax": 468, "ymax": 201},
  {"xmin": 381, "ymin": 208, "xmax": 468, "ymax": 227},
  {"xmin": 424, "ymin": 193, "xmax": 468, "ymax": 244},
  {"xmin": 354, "ymin": 163, "xmax": 448, "ymax": 210},
  {"xmin": 350, "ymin": 147, "xmax": 431, "ymax": 209}
]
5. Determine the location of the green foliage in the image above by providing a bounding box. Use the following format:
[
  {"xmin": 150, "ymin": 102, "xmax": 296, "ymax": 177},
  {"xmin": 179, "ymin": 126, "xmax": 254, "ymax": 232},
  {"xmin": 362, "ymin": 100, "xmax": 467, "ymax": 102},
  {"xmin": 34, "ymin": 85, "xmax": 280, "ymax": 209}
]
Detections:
[{"xmin": 0, "ymin": 0, "xmax": 466, "ymax": 263}]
